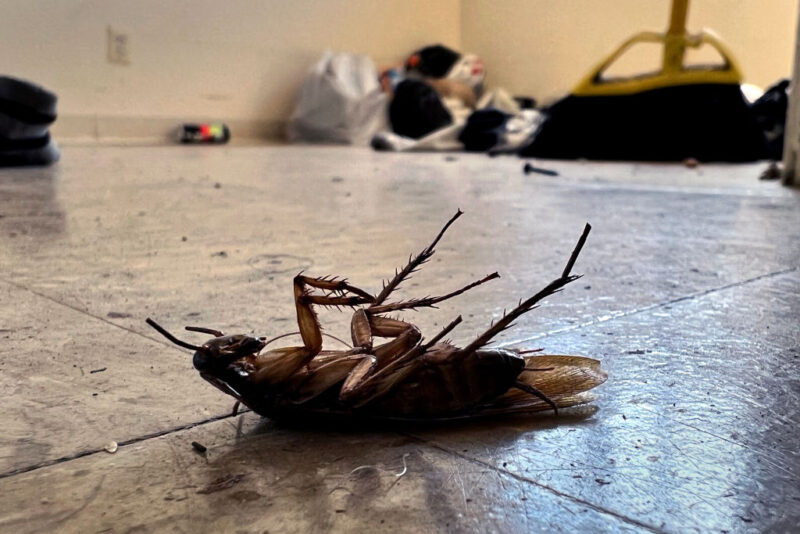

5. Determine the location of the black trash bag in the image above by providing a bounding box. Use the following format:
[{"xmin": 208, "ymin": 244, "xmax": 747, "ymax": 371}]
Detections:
[
  {"xmin": 390, "ymin": 80, "xmax": 452, "ymax": 139},
  {"xmin": 520, "ymin": 84, "xmax": 768, "ymax": 162},
  {"xmin": 458, "ymin": 109, "xmax": 510, "ymax": 152},
  {"xmin": 750, "ymin": 79, "xmax": 789, "ymax": 160}
]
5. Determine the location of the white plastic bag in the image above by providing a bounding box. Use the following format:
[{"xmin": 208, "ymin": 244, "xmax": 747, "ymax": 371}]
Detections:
[{"xmin": 287, "ymin": 52, "xmax": 388, "ymax": 145}]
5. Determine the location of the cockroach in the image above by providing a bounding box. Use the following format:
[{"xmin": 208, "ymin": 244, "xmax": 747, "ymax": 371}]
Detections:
[{"xmin": 147, "ymin": 211, "xmax": 606, "ymax": 421}]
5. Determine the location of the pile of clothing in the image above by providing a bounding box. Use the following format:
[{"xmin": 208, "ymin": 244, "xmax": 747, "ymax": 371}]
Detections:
[
  {"xmin": 288, "ymin": 45, "xmax": 540, "ymax": 154},
  {"xmin": 373, "ymin": 44, "xmax": 542, "ymax": 153},
  {"xmin": 0, "ymin": 76, "xmax": 59, "ymax": 167}
]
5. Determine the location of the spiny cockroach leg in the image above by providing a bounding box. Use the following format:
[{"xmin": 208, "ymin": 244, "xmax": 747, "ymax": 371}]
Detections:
[
  {"xmin": 303, "ymin": 294, "xmax": 373, "ymax": 307},
  {"xmin": 372, "ymin": 210, "xmax": 463, "ymax": 306},
  {"xmin": 369, "ymin": 272, "xmax": 500, "ymax": 314},
  {"xmin": 562, "ymin": 223, "xmax": 592, "ymax": 278},
  {"xmin": 514, "ymin": 380, "xmax": 558, "ymax": 415},
  {"xmin": 231, "ymin": 401, "xmax": 241, "ymax": 416},
  {"xmin": 295, "ymin": 274, "xmax": 374, "ymax": 302},
  {"xmin": 456, "ymin": 224, "xmax": 591, "ymax": 357},
  {"xmin": 456, "ymin": 276, "xmax": 578, "ymax": 356}
]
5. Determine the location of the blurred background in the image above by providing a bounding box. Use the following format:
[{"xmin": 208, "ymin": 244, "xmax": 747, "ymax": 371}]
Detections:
[{"xmin": 2, "ymin": 0, "xmax": 796, "ymax": 143}]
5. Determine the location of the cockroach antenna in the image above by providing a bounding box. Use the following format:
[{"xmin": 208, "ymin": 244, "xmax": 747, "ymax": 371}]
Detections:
[
  {"xmin": 185, "ymin": 326, "xmax": 224, "ymax": 337},
  {"xmin": 146, "ymin": 318, "xmax": 201, "ymax": 351}
]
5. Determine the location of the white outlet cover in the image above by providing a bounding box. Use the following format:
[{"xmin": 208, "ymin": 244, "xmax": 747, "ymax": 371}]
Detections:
[{"xmin": 107, "ymin": 26, "xmax": 130, "ymax": 65}]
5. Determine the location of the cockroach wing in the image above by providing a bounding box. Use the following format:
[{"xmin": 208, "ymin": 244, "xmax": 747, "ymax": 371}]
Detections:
[{"xmin": 477, "ymin": 355, "xmax": 607, "ymax": 415}]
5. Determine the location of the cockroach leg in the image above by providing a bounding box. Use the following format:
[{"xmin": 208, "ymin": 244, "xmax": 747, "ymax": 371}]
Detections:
[
  {"xmin": 244, "ymin": 276, "xmax": 363, "ymax": 387},
  {"xmin": 289, "ymin": 354, "xmax": 368, "ymax": 403},
  {"xmin": 231, "ymin": 401, "xmax": 241, "ymax": 416},
  {"xmin": 338, "ymin": 317, "xmax": 424, "ymax": 404},
  {"xmin": 341, "ymin": 316, "xmax": 463, "ymax": 408},
  {"xmin": 350, "ymin": 309, "xmax": 373, "ymax": 351},
  {"xmin": 294, "ymin": 274, "xmax": 374, "ymax": 302},
  {"xmin": 456, "ymin": 224, "xmax": 591, "ymax": 357},
  {"xmin": 262, "ymin": 331, "xmax": 353, "ymax": 349},
  {"xmin": 368, "ymin": 272, "xmax": 500, "ymax": 314},
  {"xmin": 562, "ymin": 223, "xmax": 592, "ymax": 278},
  {"xmin": 292, "ymin": 275, "xmax": 344, "ymax": 357},
  {"xmin": 339, "ymin": 343, "xmax": 419, "ymax": 406},
  {"xmin": 351, "ymin": 311, "xmax": 422, "ymax": 367},
  {"xmin": 369, "ymin": 316, "xmax": 422, "ymax": 370},
  {"xmin": 514, "ymin": 380, "xmax": 559, "ymax": 415},
  {"xmin": 372, "ymin": 210, "xmax": 463, "ymax": 306}
]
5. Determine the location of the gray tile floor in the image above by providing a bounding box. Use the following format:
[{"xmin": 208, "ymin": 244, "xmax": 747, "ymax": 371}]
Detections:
[{"xmin": 0, "ymin": 146, "xmax": 798, "ymax": 533}]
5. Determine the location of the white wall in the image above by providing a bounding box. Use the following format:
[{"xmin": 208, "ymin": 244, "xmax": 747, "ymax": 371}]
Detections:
[
  {"xmin": 462, "ymin": 0, "xmax": 798, "ymax": 105},
  {"xmin": 0, "ymin": 0, "xmax": 460, "ymax": 140}
]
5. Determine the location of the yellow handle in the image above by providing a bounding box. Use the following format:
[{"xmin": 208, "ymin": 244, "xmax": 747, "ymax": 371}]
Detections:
[
  {"xmin": 669, "ymin": 0, "xmax": 689, "ymax": 34},
  {"xmin": 572, "ymin": 0, "xmax": 743, "ymax": 96}
]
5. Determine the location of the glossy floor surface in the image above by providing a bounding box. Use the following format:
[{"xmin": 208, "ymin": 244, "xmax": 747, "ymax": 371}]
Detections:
[{"xmin": 1, "ymin": 146, "xmax": 798, "ymax": 533}]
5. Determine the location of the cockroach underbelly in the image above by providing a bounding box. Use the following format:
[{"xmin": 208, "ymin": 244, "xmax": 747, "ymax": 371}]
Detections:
[{"xmin": 365, "ymin": 347, "xmax": 526, "ymax": 417}]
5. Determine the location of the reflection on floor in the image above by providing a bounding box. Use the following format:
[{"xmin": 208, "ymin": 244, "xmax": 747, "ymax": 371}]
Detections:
[{"xmin": 0, "ymin": 146, "xmax": 798, "ymax": 533}]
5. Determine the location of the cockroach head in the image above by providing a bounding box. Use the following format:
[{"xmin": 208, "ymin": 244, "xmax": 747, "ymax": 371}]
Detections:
[
  {"xmin": 146, "ymin": 318, "xmax": 265, "ymax": 371},
  {"xmin": 191, "ymin": 334, "xmax": 266, "ymax": 371}
]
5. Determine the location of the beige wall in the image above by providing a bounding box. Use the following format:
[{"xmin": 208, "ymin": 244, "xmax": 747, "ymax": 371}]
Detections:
[
  {"xmin": 462, "ymin": 0, "xmax": 798, "ymax": 105},
  {"xmin": 1, "ymin": 0, "xmax": 460, "ymax": 140},
  {"xmin": 1, "ymin": 1, "xmax": 795, "ymax": 140}
]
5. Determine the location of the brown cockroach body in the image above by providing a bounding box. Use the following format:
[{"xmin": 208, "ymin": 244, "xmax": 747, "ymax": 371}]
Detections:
[{"xmin": 147, "ymin": 211, "xmax": 606, "ymax": 422}]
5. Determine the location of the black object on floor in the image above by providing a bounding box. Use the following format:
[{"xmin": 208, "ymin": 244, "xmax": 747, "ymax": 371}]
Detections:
[
  {"xmin": 179, "ymin": 123, "xmax": 230, "ymax": 144},
  {"xmin": 390, "ymin": 80, "xmax": 452, "ymax": 140},
  {"xmin": 459, "ymin": 109, "xmax": 509, "ymax": 152},
  {"xmin": 0, "ymin": 133, "xmax": 60, "ymax": 167},
  {"xmin": 519, "ymin": 84, "xmax": 767, "ymax": 162},
  {"xmin": 0, "ymin": 75, "xmax": 59, "ymax": 167},
  {"xmin": 523, "ymin": 162, "xmax": 559, "ymax": 176},
  {"xmin": 751, "ymin": 79, "xmax": 789, "ymax": 160}
]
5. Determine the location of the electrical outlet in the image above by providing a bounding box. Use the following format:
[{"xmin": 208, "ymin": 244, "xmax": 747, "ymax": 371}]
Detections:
[{"xmin": 107, "ymin": 26, "xmax": 130, "ymax": 65}]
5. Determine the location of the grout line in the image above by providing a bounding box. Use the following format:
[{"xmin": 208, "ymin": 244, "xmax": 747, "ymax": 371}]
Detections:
[
  {"xmin": 0, "ymin": 276, "xmax": 189, "ymax": 353},
  {"xmin": 499, "ymin": 266, "xmax": 799, "ymax": 348},
  {"xmin": 547, "ymin": 177, "xmax": 792, "ymax": 199},
  {"xmin": 636, "ymin": 405, "xmax": 796, "ymax": 479},
  {"xmin": 0, "ymin": 411, "xmax": 246, "ymax": 480},
  {"xmin": 405, "ymin": 433, "xmax": 667, "ymax": 534}
]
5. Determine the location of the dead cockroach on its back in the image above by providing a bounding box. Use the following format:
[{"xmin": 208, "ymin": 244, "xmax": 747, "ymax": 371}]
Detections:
[{"xmin": 147, "ymin": 211, "xmax": 606, "ymax": 422}]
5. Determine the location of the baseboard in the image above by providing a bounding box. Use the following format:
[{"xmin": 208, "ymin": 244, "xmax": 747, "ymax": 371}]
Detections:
[{"xmin": 51, "ymin": 114, "xmax": 286, "ymax": 144}]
